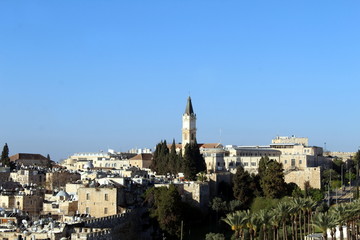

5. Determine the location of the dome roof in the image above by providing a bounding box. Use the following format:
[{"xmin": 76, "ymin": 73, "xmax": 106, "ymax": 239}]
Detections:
[
  {"xmin": 83, "ymin": 161, "xmax": 94, "ymax": 169},
  {"xmin": 56, "ymin": 190, "xmax": 70, "ymax": 199}
]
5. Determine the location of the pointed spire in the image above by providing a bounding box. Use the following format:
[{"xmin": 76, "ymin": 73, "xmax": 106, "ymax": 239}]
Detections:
[{"xmin": 184, "ymin": 96, "xmax": 194, "ymax": 115}]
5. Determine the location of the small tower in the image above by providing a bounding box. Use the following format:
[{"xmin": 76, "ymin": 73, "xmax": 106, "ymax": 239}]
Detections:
[{"xmin": 182, "ymin": 97, "xmax": 197, "ymax": 148}]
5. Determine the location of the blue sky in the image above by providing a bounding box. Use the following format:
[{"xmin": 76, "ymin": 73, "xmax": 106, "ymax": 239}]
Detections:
[{"xmin": 1, "ymin": 1, "xmax": 360, "ymax": 161}]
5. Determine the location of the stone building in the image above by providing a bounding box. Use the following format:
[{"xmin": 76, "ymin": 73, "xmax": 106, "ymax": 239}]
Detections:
[
  {"xmin": 78, "ymin": 185, "xmax": 125, "ymax": 218},
  {"xmin": 9, "ymin": 168, "xmax": 46, "ymax": 186},
  {"xmin": 9, "ymin": 153, "xmax": 51, "ymax": 167},
  {"xmin": 129, "ymin": 153, "xmax": 153, "ymax": 169},
  {"xmin": 0, "ymin": 194, "xmax": 43, "ymax": 216},
  {"xmin": 61, "ymin": 151, "xmax": 135, "ymax": 171},
  {"xmin": 284, "ymin": 167, "xmax": 322, "ymax": 189},
  {"xmin": 45, "ymin": 171, "xmax": 81, "ymax": 191},
  {"xmin": 223, "ymin": 146, "xmax": 281, "ymax": 174},
  {"xmin": 182, "ymin": 182, "xmax": 210, "ymax": 210},
  {"xmin": 270, "ymin": 136, "xmax": 330, "ymax": 170}
]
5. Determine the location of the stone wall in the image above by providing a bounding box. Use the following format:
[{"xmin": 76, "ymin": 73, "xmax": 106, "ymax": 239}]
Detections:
[
  {"xmin": 284, "ymin": 167, "xmax": 321, "ymax": 189},
  {"xmin": 71, "ymin": 228, "xmax": 112, "ymax": 240}
]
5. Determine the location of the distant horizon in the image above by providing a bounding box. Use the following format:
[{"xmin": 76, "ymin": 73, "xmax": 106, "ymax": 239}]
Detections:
[{"xmin": 1, "ymin": 1, "xmax": 360, "ymax": 161}]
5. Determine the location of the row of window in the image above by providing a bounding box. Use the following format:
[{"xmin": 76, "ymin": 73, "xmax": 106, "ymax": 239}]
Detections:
[
  {"xmin": 85, "ymin": 207, "xmax": 108, "ymax": 214},
  {"xmin": 239, "ymin": 153, "xmax": 277, "ymax": 157},
  {"xmin": 227, "ymin": 159, "xmax": 277, "ymax": 167},
  {"xmin": 284, "ymin": 159, "xmax": 303, "ymax": 165},
  {"xmin": 86, "ymin": 193, "xmax": 109, "ymax": 201}
]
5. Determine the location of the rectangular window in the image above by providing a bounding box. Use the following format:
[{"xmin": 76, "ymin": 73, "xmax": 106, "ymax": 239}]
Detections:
[
  {"xmin": 105, "ymin": 193, "xmax": 108, "ymax": 201},
  {"xmin": 251, "ymin": 162, "xmax": 256, "ymax": 166},
  {"xmin": 86, "ymin": 193, "xmax": 90, "ymax": 200},
  {"xmin": 85, "ymin": 207, "xmax": 90, "ymax": 214},
  {"xmin": 299, "ymin": 160, "xmax": 302, "ymax": 164},
  {"xmin": 104, "ymin": 208, "xmax": 108, "ymax": 214},
  {"xmin": 291, "ymin": 159, "xmax": 295, "ymax": 167}
]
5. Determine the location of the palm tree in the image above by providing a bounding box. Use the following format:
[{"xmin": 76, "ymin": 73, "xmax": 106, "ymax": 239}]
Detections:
[
  {"xmin": 343, "ymin": 200, "xmax": 360, "ymax": 240},
  {"xmin": 256, "ymin": 209, "xmax": 273, "ymax": 240},
  {"xmin": 275, "ymin": 201, "xmax": 291, "ymax": 240},
  {"xmin": 305, "ymin": 197, "xmax": 317, "ymax": 235},
  {"xmin": 270, "ymin": 208, "xmax": 282, "ymax": 240},
  {"xmin": 290, "ymin": 198, "xmax": 303, "ymax": 240},
  {"xmin": 311, "ymin": 212, "xmax": 337, "ymax": 240},
  {"xmin": 243, "ymin": 210, "xmax": 258, "ymax": 240},
  {"xmin": 330, "ymin": 203, "xmax": 347, "ymax": 240},
  {"xmin": 222, "ymin": 210, "xmax": 248, "ymax": 239}
]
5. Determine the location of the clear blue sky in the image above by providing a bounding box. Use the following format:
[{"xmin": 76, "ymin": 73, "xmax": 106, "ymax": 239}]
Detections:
[{"xmin": 1, "ymin": 1, "xmax": 359, "ymax": 161}]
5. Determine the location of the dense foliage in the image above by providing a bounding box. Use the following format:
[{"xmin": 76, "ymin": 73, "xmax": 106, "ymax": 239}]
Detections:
[
  {"xmin": 144, "ymin": 185, "xmax": 184, "ymax": 238},
  {"xmin": 232, "ymin": 156, "xmax": 289, "ymax": 209},
  {"xmin": 0, "ymin": 143, "xmax": 10, "ymax": 167},
  {"xmin": 144, "ymin": 185, "xmax": 203, "ymax": 239},
  {"xmin": 150, "ymin": 139, "xmax": 206, "ymax": 180},
  {"xmin": 224, "ymin": 197, "xmax": 360, "ymax": 240},
  {"xmin": 183, "ymin": 140, "xmax": 206, "ymax": 180},
  {"xmin": 260, "ymin": 159, "xmax": 287, "ymax": 199},
  {"xmin": 232, "ymin": 166, "xmax": 255, "ymax": 208}
]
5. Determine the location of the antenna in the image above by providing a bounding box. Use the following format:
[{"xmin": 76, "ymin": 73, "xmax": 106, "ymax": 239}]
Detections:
[{"xmin": 219, "ymin": 128, "xmax": 222, "ymax": 144}]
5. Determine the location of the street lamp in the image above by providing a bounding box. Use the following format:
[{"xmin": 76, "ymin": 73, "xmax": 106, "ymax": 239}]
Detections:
[{"xmin": 341, "ymin": 163, "xmax": 344, "ymax": 189}]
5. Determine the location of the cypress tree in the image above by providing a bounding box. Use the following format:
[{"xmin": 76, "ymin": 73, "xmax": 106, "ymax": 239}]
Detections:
[
  {"xmin": 258, "ymin": 156, "xmax": 269, "ymax": 179},
  {"xmin": 151, "ymin": 141, "xmax": 163, "ymax": 173},
  {"xmin": 190, "ymin": 139, "xmax": 206, "ymax": 173},
  {"xmin": 233, "ymin": 165, "xmax": 254, "ymax": 208},
  {"xmin": 0, "ymin": 143, "xmax": 10, "ymax": 167},
  {"xmin": 46, "ymin": 154, "xmax": 53, "ymax": 169},
  {"xmin": 150, "ymin": 140, "xmax": 171, "ymax": 175},
  {"xmin": 169, "ymin": 139, "xmax": 178, "ymax": 175},
  {"xmin": 260, "ymin": 160, "xmax": 287, "ymax": 198},
  {"xmin": 183, "ymin": 144, "xmax": 197, "ymax": 180}
]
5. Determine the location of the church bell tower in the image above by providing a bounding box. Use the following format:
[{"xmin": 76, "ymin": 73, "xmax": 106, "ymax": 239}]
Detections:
[{"xmin": 182, "ymin": 97, "xmax": 197, "ymax": 148}]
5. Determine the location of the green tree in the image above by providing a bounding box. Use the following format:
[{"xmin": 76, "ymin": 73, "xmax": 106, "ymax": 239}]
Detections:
[
  {"xmin": 222, "ymin": 210, "xmax": 249, "ymax": 239},
  {"xmin": 330, "ymin": 204, "xmax": 347, "ymax": 240},
  {"xmin": 150, "ymin": 140, "xmax": 170, "ymax": 174},
  {"xmin": 258, "ymin": 156, "xmax": 269, "ymax": 179},
  {"xmin": 211, "ymin": 197, "xmax": 227, "ymax": 221},
  {"xmin": 255, "ymin": 209, "xmax": 272, "ymax": 240},
  {"xmin": 311, "ymin": 212, "xmax": 337, "ymax": 240},
  {"xmin": 251, "ymin": 197, "xmax": 280, "ymax": 213},
  {"xmin": 0, "ymin": 143, "xmax": 10, "ymax": 167},
  {"xmin": 46, "ymin": 154, "xmax": 53, "ymax": 169},
  {"xmin": 168, "ymin": 139, "xmax": 179, "ymax": 175},
  {"xmin": 183, "ymin": 143, "xmax": 197, "ymax": 180},
  {"xmin": 190, "ymin": 139, "xmax": 206, "ymax": 173},
  {"xmin": 260, "ymin": 160, "xmax": 287, "ymax": 199},
  {"xmin": 205, "ymin": 233, "xmax": 225, "ymax": 240},
  {"xmin": 322, "ymin": 169, "xmax": 340, "ymax": 188},
  {"xmin": 233, "ymin": 166, "xmax": 254, "ymax": 208},
  {"xmin": 228, "ymin": 200, "xmax": 243, "ymax": 212},
  {"xmin": 332, "ymin": 157, "xmax": 344, "ymax": 175},
  {"xmin": 145, "ymin": 185, "xmax": 184, "ymax": 238},
  {"xmin": 307, "ymin": 188, "xmax": 324, "ymax": 202}
]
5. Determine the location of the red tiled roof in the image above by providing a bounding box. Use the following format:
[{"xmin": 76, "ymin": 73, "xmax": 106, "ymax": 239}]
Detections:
[
  {"xmin": 129, "ymin": 153, "xmax": 153, "ymax": 161},
  {"xmin": 10, "ymin": 153, "xmax": 48, "ymax": 162},
  {"xmin": 166, "ymin": 143, "xmax": 223, "ymax": 149}
]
